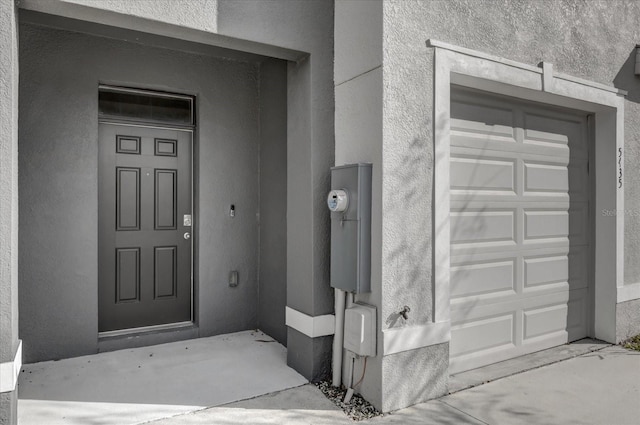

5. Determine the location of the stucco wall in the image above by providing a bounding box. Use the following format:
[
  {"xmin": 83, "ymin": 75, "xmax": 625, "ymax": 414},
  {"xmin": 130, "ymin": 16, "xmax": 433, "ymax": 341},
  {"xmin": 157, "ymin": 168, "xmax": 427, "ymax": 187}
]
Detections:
[
  {"xmin": 0, "ymin": 0, "xmax": 20, "ymax": 365},
  {"xmin": 18, "ymin": 22, "xmax": 262, "ymax": 362},
  {"xmin": 0, "ymin": 1, "xmax": 19, "ymax": 422},
  {"xmin": 37, "ymin": 0, "xmax": 219, "ymax": 33},
  {"xmin": 374, "ymin": 0, "xmax": 640, "ymax": 412},
  {"xmin": 258, "ymin": 58, "xmax": 288, "ymax": 346},
  {"xmin": 617, "ymin": 298, "xmax": 640, "ymax": 342},
  {"xmin": 334, "ymin": 0, "xmax": 384, "ymax": 408}
]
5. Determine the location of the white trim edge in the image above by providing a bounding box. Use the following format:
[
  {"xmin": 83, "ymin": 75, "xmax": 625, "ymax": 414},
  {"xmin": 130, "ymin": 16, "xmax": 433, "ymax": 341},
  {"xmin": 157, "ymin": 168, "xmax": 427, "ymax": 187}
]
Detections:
[
  {"xmin": 0, "ymin": 340, "xmax": 22, "ymax": 393},
  {"xmin": 383, "ymin": 322, "xmax": 450, "ymax": 356},
  {"xmin": 285, "ymin": 306, "xmax": 335, "ymax": 338},
  {"xmin": 618, "ymin": 283, "xmax": 640, "ymax": 303},
  {"xmin": 426, "ymin": 39, "xmax": 543, "ymax": 74}
]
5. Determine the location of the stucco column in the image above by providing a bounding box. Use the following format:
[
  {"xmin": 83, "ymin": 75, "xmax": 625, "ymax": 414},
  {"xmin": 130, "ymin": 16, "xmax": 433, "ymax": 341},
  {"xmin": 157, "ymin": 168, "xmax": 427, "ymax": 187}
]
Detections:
[
  {"xmin": 284, "ymin": 57, "xmax": 335, "ymax": 381},
  {"xmin": 0, "ymin": 0, "xmax": 20, "ymax": 424}
]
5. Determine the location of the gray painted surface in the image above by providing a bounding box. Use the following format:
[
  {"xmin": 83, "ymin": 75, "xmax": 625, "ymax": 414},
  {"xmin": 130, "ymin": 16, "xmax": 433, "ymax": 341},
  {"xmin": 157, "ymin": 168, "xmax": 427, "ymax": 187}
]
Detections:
[
  {"xmin": 286, "ymin": 328, "xmax": 332, "ymax": 382},
  {"xmin": 19, "ymin": 22, "xmax": 261, "ymax": 362},
  {"xmin": 616, "ymin": 298, "xmax": 640, "ymax": 342},
  {"xmin": 334, "ymin": 0, "xmax": 382, "ymax": 86},
  {"xmin": 258, "ymin": 58, "xmax": 288, "ymax": 346},
  {"xmin": 218, "ymin": 0, "xmax": 336, "ymax": 318}
]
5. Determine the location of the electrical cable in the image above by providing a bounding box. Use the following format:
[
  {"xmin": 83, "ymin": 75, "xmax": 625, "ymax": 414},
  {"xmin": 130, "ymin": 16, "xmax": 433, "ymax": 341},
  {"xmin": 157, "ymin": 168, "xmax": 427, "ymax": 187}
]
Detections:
[{"xmin": 353, "ymin": 357, "xmax": 367, "ymax": 388}]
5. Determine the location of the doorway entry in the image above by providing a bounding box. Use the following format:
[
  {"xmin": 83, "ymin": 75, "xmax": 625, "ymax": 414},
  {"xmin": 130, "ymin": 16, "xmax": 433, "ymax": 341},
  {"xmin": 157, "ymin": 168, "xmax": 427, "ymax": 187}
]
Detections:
[{"xmin": 98, "ymin": 86, "xmax": 194, "ymax": 334}]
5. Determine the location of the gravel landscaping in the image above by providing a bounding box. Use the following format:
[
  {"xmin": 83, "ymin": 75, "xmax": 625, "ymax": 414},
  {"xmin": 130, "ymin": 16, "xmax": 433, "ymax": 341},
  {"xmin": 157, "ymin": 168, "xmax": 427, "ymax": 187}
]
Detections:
[{"xmin": 315, "ymin": 381, "xmax": 382, "ymax": 421}]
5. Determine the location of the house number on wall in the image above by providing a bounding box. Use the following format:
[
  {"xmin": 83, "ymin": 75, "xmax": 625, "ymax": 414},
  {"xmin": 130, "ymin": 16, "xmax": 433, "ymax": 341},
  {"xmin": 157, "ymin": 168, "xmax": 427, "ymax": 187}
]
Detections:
[{"xmin": 618, "ymin": 148, "xmax": 623, "ymax": 189}]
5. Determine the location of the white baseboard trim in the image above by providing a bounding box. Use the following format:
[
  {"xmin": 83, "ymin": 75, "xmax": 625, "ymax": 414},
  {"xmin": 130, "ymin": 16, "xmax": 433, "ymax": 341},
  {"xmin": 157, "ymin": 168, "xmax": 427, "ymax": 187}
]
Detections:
[
  {"xmin": 383, "ymin": 322, "xmax": 450, "ymax": 356},
  {"xmin": 0, "ymin": 340, "xmax": 22, "ymax": 393},
  {"xmin": 618, "ymin": 282, "xmax": 640, "ymax": 303},
  {"xmin": 285, "ymin": 306, "xmax": 335, "ymax": 338}
]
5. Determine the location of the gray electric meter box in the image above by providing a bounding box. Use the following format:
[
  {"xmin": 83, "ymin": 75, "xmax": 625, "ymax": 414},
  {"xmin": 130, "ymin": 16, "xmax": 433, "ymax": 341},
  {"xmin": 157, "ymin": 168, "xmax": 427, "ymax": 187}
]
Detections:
[{"xmin": 329, "ymin": 163, "xmax": 372, "ymax": 293}]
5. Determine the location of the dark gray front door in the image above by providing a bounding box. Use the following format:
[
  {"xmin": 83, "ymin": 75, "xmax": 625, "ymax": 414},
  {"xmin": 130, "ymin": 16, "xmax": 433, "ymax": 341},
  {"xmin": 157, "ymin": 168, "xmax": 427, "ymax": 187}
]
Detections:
[{"xmin": 99, "ymin": 123, "xmax": 193, "ymax": 332}]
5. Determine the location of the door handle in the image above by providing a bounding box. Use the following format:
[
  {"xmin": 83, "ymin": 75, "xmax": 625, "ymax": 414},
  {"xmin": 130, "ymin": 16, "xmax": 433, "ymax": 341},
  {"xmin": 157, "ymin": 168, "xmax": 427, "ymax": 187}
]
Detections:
[{"xmin": 184, "ymin": 232, "xmax": 191, "ymax": 240}]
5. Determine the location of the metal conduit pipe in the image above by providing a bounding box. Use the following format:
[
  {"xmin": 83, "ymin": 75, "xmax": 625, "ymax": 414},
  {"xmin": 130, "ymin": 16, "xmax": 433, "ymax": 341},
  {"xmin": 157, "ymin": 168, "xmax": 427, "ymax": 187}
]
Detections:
[{"xmin": 332, "ymin": 288, "xmax": 346, "ymax": 387}]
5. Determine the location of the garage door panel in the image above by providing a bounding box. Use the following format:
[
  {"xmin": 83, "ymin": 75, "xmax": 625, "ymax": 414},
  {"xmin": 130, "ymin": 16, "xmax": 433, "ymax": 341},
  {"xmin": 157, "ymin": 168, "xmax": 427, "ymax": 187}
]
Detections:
[
  {"xmin": 523, "ymin": 114, "xmax": 571, "ymax": 145},
  {"xmin": 524, "ymin": 162, "xmax": 568, "ymax": 193},
  {"xmin": 450, "ymin": 156, "xmax": 515, "ymax": 193},
  {"xmin": 450, "ymin": 209, "xmax": 515, "ymax": 245},
  {"xmin": 451, "ymin": 133, "xmax": 571, "ymax": 160},
  {"xmin": 449, "ymin": 88, "xmax": 590, "ymax": 373},
  {"xmin": 523, "ymin": 113, "xmax": 587, "ymax": 157},
  {"xmin": 523, "ymin": 303, "xmax": 569, "ymax": 340},
  {"xmin": 524, "ymin": 209, "xmax": 568, "ymax": 240},
  {"xmin": 450, "ymin": 259, "xmax": 516, "ymax": 299},
  {"xmin": 524, "ymin": 254, "xmax": 568, "ymax": 288},
  {"xmin": 451, "ymin": 100, "xmax": 515, "ymax": 139},
  {"xmin": 450, "ymin": 313, "xmax": 515, "ymax": 357}
]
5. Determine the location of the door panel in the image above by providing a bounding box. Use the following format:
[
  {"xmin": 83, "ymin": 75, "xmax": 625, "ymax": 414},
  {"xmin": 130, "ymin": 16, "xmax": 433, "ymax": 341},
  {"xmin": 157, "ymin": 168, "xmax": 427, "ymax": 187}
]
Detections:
[{"xmin": 99, "ymin": 123, "xmax": 192, "ymax": 332}]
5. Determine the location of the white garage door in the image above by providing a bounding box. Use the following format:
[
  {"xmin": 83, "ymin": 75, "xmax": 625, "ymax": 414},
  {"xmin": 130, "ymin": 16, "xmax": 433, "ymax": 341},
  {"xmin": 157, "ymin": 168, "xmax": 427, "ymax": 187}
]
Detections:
[{"xmin": 449, "ymin": 88, "xmax": 591, "ymax": 374}]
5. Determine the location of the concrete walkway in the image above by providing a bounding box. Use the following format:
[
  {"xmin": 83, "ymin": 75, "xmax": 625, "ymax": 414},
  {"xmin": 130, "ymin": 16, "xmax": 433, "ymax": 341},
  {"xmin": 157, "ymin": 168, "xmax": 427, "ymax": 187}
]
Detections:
[
  {"xmin": 18, "ymin": 335, "xmax": 640, "ymax": 425},
  {"xmin": 18, "ymin": 330, "xmax": 307, "ymax": 425},
  {"xmin": 146, "ymin": 344, "xmax": 640, "ymax": 425}
]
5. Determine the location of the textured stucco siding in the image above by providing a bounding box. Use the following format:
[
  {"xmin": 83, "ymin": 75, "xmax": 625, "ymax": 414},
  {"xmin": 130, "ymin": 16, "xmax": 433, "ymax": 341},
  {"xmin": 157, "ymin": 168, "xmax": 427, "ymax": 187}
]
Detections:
[
  {"xmin": 18, "ymin": 23, "xmax": 261, "ymax": 362},
  {"xmin": 617, "ymin": 298, "xmax": 640, "ymax": 342},
  {"xmin": 0, "ymin": 0, "xmax": 19, "ymax": 422},
  {"xmin": 334, "ymin": 0, "xmax": 384, "ymax": 408},
  {"xmin": 0, "ymin": 0, "xmax": 20, "ymax": 365},
  {"xmin": 48, "ymin": 0, "xmax": 219, "ymax": 33},
  {"xmin": 380, "ymin": 0, "xmax": 640, "ymax": 411}
]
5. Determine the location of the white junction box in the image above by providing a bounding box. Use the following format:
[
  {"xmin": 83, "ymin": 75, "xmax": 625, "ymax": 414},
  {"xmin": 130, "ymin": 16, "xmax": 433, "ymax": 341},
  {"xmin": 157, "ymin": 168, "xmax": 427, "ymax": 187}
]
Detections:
[{"xmin": 344, "ymin": 303, "xmax": 376, "ymax": 357}]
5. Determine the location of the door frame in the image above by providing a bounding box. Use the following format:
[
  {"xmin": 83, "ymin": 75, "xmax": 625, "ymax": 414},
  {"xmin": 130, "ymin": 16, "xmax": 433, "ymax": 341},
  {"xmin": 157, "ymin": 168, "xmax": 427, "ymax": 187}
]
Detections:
[
  {"xmin": 97, "ymin": 101, "xmax": 196, "ymax": 337},
  {"xmin": 428, "ymin": 40, "xmax": 626, "ymax": 346}
]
